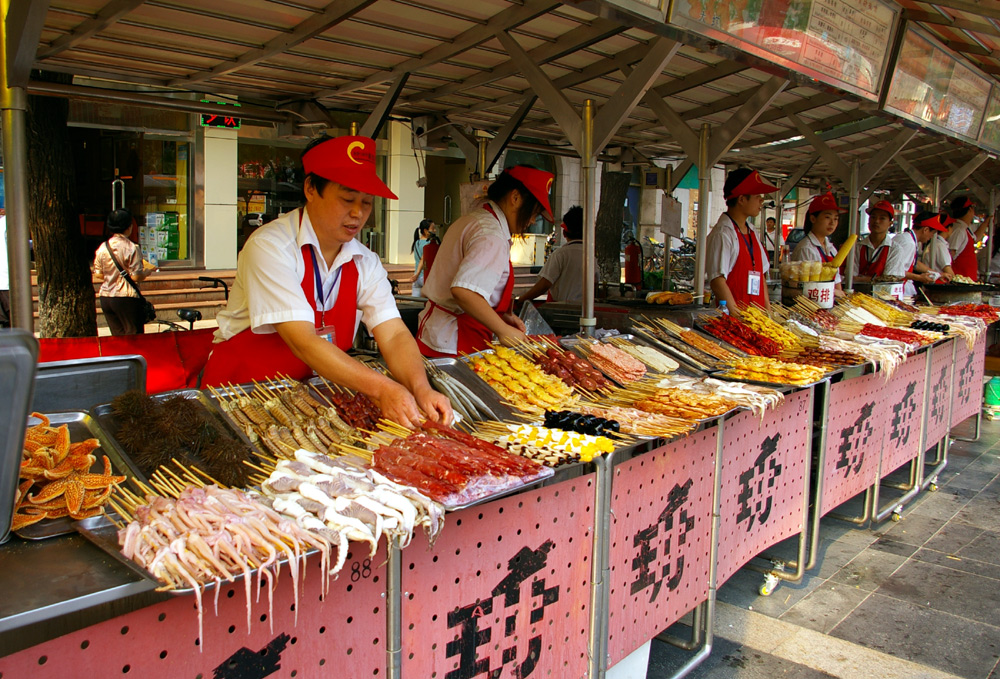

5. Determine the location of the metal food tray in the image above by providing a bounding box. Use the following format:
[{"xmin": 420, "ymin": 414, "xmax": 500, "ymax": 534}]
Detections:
[
  {"xmin": 0, "ymin": 329, "xmax": 38, "ymax": 544},
  {"xmin": 428, "ymin": 357, "xmax": 516, "ymax": 421},
  {"xmin": 437, "ymin": 467, "xmax": 556, "ymax": 512},
  {"xmin": 74, "ymin": 513, "xmax": 324, "ymax": 596},
  {"xmin": 691, "ymin": 318, "xmax": 755, "ymax": 358},
  {"xmin": 599, "ymin": 333, "xmax": 685, "ymax": 376},
  {"xmin": 32, "ymin": 355, "xmax": 146, "ymax": 414},
  {"xmin": 631, "ymin": 327, "xmax": 720, "ymax": 373},
  {"xmin": 92, "ymin": 389, "xmax": 262, "ymax": 481},
  {"xmin": 16, "ymin": 411, "xmax": 145, "ymax": 540},
  {"xmin": 714, "ymin": 372, "xmax": 825, "ymax": 392},
  {"xmin": 920, "ymin": 282, "xmax": 998, "ymax": 292}
]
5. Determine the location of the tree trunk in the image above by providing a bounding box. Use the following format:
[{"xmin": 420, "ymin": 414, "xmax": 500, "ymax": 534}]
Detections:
[
  {"xmin": 595, "ymin": 166, "xmax": 630, "ymax": 286},
  {"xmin": 27, "ymin": 72, "xmax": 97, "ymax": 338}
]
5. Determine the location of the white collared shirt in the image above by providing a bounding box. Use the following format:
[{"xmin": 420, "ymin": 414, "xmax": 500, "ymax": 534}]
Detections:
[
  {"xmin": 705, "ymin": 213, "xmax": 769, "ymax": 282},
  {"xmin": 790, "ymin": 232, "xmax": 841, "ymax": 282},
  {"xmin": 852, "ymin": 233, "xmax": 892, "ymax": 274},
  {"xmin": 922, "ymin": 233, "xmax": 952, "ymax": 272},
  {"xmin": 884, "ymin": 229, "xmax": 918, "ymax": 278},
  {"xmin": 417, "ymin": 201, "xmax": 513, "ymax": 355},
  {"xmin": 215, "ymin": 207, "xmax": 398, "ymax": 342},
  {"xmin": 538, "ymin": 240, "xmax": 584, "ymax": 302},
  {"xmin": 947, "ymin": 218, "xmax": 975, "ymax": 254}
]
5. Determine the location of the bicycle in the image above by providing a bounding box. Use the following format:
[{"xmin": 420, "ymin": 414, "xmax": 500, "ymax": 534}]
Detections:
[{"xmin": 156, "ymin": 276, "xmax": 230, "ymax": 332}]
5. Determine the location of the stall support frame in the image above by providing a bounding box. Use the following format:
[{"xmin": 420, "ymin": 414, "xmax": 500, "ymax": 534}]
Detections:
[{"xmin": 386, "ymin": 536, "xmax": 402, "ymax": 679}]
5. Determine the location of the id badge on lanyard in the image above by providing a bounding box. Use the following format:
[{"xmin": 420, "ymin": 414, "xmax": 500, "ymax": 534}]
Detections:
[
  {"xmin": 747, "ymin": 271, "xmax": 761, "ymax": 296},
  {"xmin": 310, "ymin": 246, "xmax": 341, "ymax": 342}
]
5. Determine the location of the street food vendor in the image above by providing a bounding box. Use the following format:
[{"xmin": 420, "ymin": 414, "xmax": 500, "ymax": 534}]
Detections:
[
  {"xmin": 416, "ymin": 165, "xmax": 555, "ymax": 357},
  {"xmin": 947, "ymin": 195, "xmax": 989, "ymax": 281},
  {"xmin": 789, "ymin": 192, "xmax": 846, "ymax": 296},
  {"xmin": 515, "ymin": 205, "xmax": 584, "ymax": 304},
  {"xmin": 706, "ymin": 167, "xmax": 778, "ymax": 313},
  {"xmin": 852, "ymin": 200, "xmax": 894, "ymax": 282},
  {"xmin": 884, "ymin": 210, "xmax": 949, "ymax": 296},
  {"xmin": 202, "ymin": 135, "xmax": 451, "ymax": 427},
  {"xmin": 921, "ymin": 213, "xmax": 956, "ymax": 279}
]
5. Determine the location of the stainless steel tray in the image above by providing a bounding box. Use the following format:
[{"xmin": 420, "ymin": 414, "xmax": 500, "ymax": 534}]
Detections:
[
  {"xmin": 0, "ymin": 330, "xmax": 38, "ymax": 544},
  {"xmin": 428, "ymin": 357, "xmax": 516, "ymax": 421},
  {"xmin": 32, "ymin": 355, "xmax": 146, "ymax": 413},
  {"xmin": 631, "ymin": 327, "xmax": 719, "ymax": 373},
  {"xmin": 15, "ymin": 411, "xmax": 145, "ymax": 541},
  {"xmin": 600, "ymin": 334, "xmax": 685, "ymax": 376}
]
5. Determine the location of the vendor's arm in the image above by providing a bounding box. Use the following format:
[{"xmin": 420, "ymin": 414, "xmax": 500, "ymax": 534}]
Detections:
[
  {"xmin": 905, "ymin": 261, "xmax": 935, "ymax": 285},
  {"xmin": 515, "ymin": 276, "xmax": 553, "ymax": 305},
  {"xmin": 708, "ymin": 276, "xmax": 741, "ymax": 315},
  {"xmin": 452, "ymin": 286, "xmax": 527, "ymax": 344},
  {"xmin": 975, "ymin": 215, "xmax": 991, "ymax": 241},
  {"xmin": 372, "ymin": 318, "xmax": 452, "ymax": 424}
]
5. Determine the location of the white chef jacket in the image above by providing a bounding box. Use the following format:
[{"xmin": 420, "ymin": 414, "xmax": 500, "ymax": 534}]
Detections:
[
  {"xmin": 947, "ymin": 218, "xmax": 976, "ymax": 255},
  {"xmin": 790, "ymin": 232, "xmax": 841, "ymax": 283},
  {"xmin": 761, "ymin": 227, "xmax": 783, "ymax": 253},
  {"xmin": 538, "ymin": 240, "xmax": 583, "ymax": 302},
  {"xmin": 705, "ymin": 213, "xmax": 769, "ymax": 282},
  {"xmin": 215, "ymin": 207, "xmax": 399, "ymax": 342},
  {"xmin": 922, "ymin": 233, "xmax": 952, "ymax": 272},
  {"xmin": 852, "ymin": 233, "xmax": 892, "ymax": 275},
  {"xmin": 417, "ymin": 201, "xmax": 513, "ymax": 355},
  {"xmin": 884, "ymin": 229, "xmax": 919, "ymax": 296}
]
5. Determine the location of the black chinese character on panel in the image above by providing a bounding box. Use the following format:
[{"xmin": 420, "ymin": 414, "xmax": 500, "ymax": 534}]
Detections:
[
  {"xmin": 835, "ymin": 402, "xmax": 874, "ymax": 478},
  {"xmin": 737, "ymin": 434, "xmax": 783, "ymax": 531},
  {"xmin": 445, "ymin": 540, "xmax": 559, "ymax": 679},
  {"xmin": 957, "ymin": 351, "xmax": 975, "ymax": 407},
  {"xmin": 929, "ymin": 365, "xmax": 949, "ymax": 426},
  {"xmin": 629, "ymin": 479, "xmax": 695, "ymax": 602},
  {"xmin": 889, "ymin": 382, "xmax": 918, "ymax": 445}
]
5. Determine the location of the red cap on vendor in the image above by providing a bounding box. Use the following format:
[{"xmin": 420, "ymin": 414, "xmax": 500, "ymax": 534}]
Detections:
[
  {"xmin": 504, "ymin": 165, "xmax": 555, "ymax": 222},
  {"xmin": 807, "ymin": 192, "xmax": 846, "ymax": 214},
  {"xmin": 723, "ymin": 168, "xmax": 778, "ymax": 200},
  {"xmin": 915, "ymin": 213, "xmax": 949, "ymax": 232},
  {"xmin": 302, "ymin": 135, "xmax": 398, "ymax": 200},
  {"xmin": 865, "ymin": 200, "xmax": 895, "ymax": 219}
]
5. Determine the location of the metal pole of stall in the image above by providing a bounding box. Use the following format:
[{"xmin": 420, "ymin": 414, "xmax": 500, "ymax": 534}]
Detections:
[
  {"xmin": 932, "ymin": 177, "xmax": 941, "ymax": 211},
  {"xmin": 386, "ymin": 538, "xmax": 402, "ymax": 679},
  {"xmin": 845, "ymin": 160, "xmax": 860, "ymax": 292},
  {"xmin": 694, "ymin": 124, "xmax": 711, "ymax": 305},
  {"xmin": 581, "ymin": 99, "xmax": 597, "ymax": 337},
  {"xmin": 0, "ymin": 7, "xmax": 33, "ymax": 332},
  {"xmin": 922, "ymin": 339, "xmax": 956, "ymax": 491},
  {"xmin": 987, "ymin": 189, "xmax": 998, "ymax": 282},
  {"xmin": 587, "ymin": 454, "xmax": 612, "ymax": 679}
]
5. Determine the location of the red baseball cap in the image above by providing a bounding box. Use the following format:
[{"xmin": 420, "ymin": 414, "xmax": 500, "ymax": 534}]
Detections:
[
  {"xmin": 915, "ymin": 213, "xmax": 948, "ymax": 232},
  {"xmin": 302, "ymin": 135, "xmax": 397, "ymax": 200},
  {"xmin": 505, "ymin": 166, "xmax": 555, "ymax": 222},
  {"xmin": 938, "ymin": 213, "xmax": 956, "ymax": 228},
  {"xmin": 807, "ymin": 192, "xmax": 847, "ymax": 214},
  {"xmin": 723, "ymin": 168, "xmax": 778, "ymax": 200},
  {"xmin": 865, "ymin": 200, "xmax": 895, "ymax": 219}
]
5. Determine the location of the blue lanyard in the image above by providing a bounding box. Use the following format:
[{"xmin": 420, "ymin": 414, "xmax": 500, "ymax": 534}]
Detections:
[
  {"xmin": 814, "ymin": 244, "xmax": 832, "ymax": 263},
  {"xmin": 309, "ymin": 246, "xmax": 342, "ymax": 324}
]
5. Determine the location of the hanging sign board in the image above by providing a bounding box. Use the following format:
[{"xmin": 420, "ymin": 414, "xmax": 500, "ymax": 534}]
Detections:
[
  {"xmin": 980, "ymin": 89, "xmax": 1000, "ymax": 153},
  {"xmin": 668, "ymin": 0, "xmax": 898, "ymax": 101},
  {"xmin": 884, "ymin": 28, "xmax": 991, "ymax": 144},
  {"xmin": 603, "ymin": 0, "xmax": 669, "ymax": 22}
]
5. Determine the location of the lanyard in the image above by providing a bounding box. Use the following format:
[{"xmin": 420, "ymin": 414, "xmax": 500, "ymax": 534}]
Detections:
[
  {"xmin": 730, "ymin": 216, "xmax": 756, "ymax": 269},
  {"xmin": 310, "ymin": 246, "xmax": 342, "ymax": 327},
  {"xmin": 813, "ymin": 237, "xmax": 832, "ymax": 263}
]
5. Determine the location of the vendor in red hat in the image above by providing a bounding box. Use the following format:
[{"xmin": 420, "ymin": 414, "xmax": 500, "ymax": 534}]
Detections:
[
  {"xmin": 706, "ymin": 167, "xmax": 778, "ymax": 313},
  {"xmin": 417, "ymin": 165, "xmax": 554, "ymax": 356},
  {"xmin": 852, "ymin": 200, "xmax": 895, "ymax": 282},
  {"xmin": 946, "ymin": 195, "xmax": 989, "ymax": 281},
  {"xmin": 790, "ymin": 192, "xmax": 846, "ymax": 296},
  {"xmin": 203, "ymin": 134, "xmax": 452, "ymax": 427},
  {"xmin": 921, "ymin": 212, "xmax": 956, "ymax": 278},
  {"xmin": 885, "ymin": 210, "xmax": 951, "ymax": 296}
]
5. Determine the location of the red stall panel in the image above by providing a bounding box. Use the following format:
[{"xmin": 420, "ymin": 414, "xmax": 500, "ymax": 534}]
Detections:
[
  {"xmin": 820, "ymin": 373, "xmax": 887, "ymax": 516},
  {"xmin": 879, "ymin": 351, "xmax": 928, "ymax": 478},
  {"xmin": 716, "ymin": 389, "xmax": 813, "ymax": 586},
  {"xmin": 923, "ymin": 339, "xmax": 957, "ymax": 450},
  {"xmin": 606, "ymin": 427, "xmax": 718, "ymax": 666},
  {"xmin": 0, "ymin": 544, "xmax": 387, "ymax": 678},
  {"xmin": 952, "ymin": 335, "xmax": 987, "ymax": 427},
  {"xmin": 401, "ymin": 476, "xmax": 595, "ymax": 679}
]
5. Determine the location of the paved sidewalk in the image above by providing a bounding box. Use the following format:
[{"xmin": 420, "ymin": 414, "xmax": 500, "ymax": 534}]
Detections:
[{"xmin": 649, "ymin": 415, "xmax": 1000, "ymax": 679}]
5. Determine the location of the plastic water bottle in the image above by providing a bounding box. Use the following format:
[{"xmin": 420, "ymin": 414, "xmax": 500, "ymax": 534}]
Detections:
[{"xmin": 718, "ymin": 300, "xmax": 730, "ymax": 315}]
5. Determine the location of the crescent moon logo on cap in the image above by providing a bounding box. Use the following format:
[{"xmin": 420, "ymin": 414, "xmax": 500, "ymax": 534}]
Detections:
[
  {"xmin": 546, "ymin": 177, "xmax": 553, "ymax": 192},
  {"xmin": 346, "ymin": 141, "xmax": 365, "ymax": 165}
]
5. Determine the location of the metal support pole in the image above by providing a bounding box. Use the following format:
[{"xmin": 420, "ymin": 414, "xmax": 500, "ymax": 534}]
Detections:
[
  {"xmin": 922, "ymin": 338, "xmax": 956, "ymax": 490},
  {"xmin": 844, "ymin": 160, "xmax": 860, "ymax": 292},
  {"xmin": 932, "ymin": 177, "xmax": 941, "ymax": 211},
  {"xmin": 987, "ymin": 189, "xmax": 998, "ymax": 281},
  {"xmin": 694, "ymin": 124, "xmax": 711, "ymax": 304},
  {"xmin": 581, "ymin": 99, "xmax": 597, "ymax": 336},
  {"xmin": 0, "ymin": 3, "xmax": 33, "ymax": 331},
  {"xmin": 386, "ymin": 537, "xmax": 402, "ymax": 679},
  {"xmin": 477, "ymin": 135, "xmax": 488, "ymax": 180},
  {"xmin": 587, "ymin": 454, "xmax": 611, "ymax": 679}
]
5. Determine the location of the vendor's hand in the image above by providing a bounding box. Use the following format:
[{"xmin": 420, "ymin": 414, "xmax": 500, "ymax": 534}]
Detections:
[
  {"xmin": 414, "ymin": 384, "xmax": 453, "ymax": 425},
  {"xmin": 496, "ymin": 324, "xmax": 528, "ymax": 347},
  {"xmin": 373, "ymin": 380, "xmax": 423, "ymax": 429},
  {"xmin": 501, "ymin": 311, "xmax": 526, "ymax": 333},
  {"xmin": 915, "ymin": 272, "xmax": 936, "ymax": 284},
  {"xmin": 938, "ymin": 272, "xmax": 953, "ymax": 283}
]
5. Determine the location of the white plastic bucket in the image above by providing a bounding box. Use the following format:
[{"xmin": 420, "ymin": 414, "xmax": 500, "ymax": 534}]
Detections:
[
  {"xmin": 606, "ymin": 640, "xmax": 652, "ymax": 679},
  {"xmin": 801, "ymin": 281, "xmax": 836, "ymax": 308}
]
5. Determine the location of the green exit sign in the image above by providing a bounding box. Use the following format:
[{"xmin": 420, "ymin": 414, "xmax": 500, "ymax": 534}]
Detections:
[{"xmin": 200, "ymin": 100, "xmax": 241, "ymax": 129}]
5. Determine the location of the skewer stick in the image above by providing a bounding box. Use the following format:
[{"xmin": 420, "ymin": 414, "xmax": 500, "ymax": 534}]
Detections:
[{"xmin": 188, "ymin": 464, "xmax": 226, "ymax": 487}]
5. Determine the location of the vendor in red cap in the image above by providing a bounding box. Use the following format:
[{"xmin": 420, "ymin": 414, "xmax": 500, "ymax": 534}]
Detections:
[
  {"xmin": 946, "ymin": 195, "xmax": 989, "ymax": 281},
  {"xmin": 203, "ymin": 135, "xmax": 452, "ymax": 428},
  {"xmin": 706, "ymin": 167, "xmax": 777, "ymax": 313},
  {"xmin": 790, "ymin": 192, "xmax": 846, "ymax": 296},
  {"xmin": 885, "ymin": 210, "xmax": 950, "ymax": 296},
  {"xmin": 921, "ymin": 212, "xmax": 956, "ymax": 278},
  {"xmin": 852, "ymin": 200, "xmax": 895, "ymax": 282},
  {"xmin": 417, "ymin": 165, "xmax": 554, "ymax": 356}
]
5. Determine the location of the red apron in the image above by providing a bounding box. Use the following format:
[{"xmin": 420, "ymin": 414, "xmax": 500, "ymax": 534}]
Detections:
[
  {"xmin": 859, "ymin": 242, "xmax": 889, "ymax": 277},
  {"xmin": 417, "ymin": 204, "xmax": 516, "ymax": 357},
  {"xmin": 422, "ymin": 241, "xmax": 439, "ymax": 279},
  {"xmin": 724, "ymin": 218, "xmax": 768, "ymax": 308},
  {"xmin": 951, "ymin": 228, "xmax": 978, "ymax": 281},
  {"xmin": 201, "ymin": 216, "xmax": 359, "ymax": 387}
]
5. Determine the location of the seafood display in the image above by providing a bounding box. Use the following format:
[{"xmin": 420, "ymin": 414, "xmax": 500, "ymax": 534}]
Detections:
[
  {"xmin": 576, "ymin": 404, "xmax": 694, "ymax": 438},
  {"xmin": 14, "ymin": 415, "xmax": 125, "ymax": 531},
  {"xmin": 700, "ymin": 313, "xmax": 784, "ymax": 357},
  {"xmin": 484, "ymin": 423, "xmax": 614, "ymax": 465},
  {"xmin": 467, "ymin": 346, "xmax": 578, "ymax": 413},
  {"xmin": 425, "ymin": 361, "xmax": 509, "ymax": 422},
  {"xmin": 543, "ymin": 409, "xmax": 620, "ymax": 436},
  {"xmin": 210, "ymin": 379, "xmax": 355, "ymax": 458},
  {"xmin": 524, "ymin": 341, "xmax": 613, "ymax": 393},
  {"xmin": 654, "ymin": 375, "xmax": 783, "ymax": 418},
  {"xmin": 857, "ymin": 324, "xmax": 933, "ymax": 348},
  {"xmin": 577, "ymin": 340, "xmax": 647, "ymax": 383},
  {"xmin": 935, "ymin": 303, "xmax": 1000, "ymax": 322},
  {"xmin": 108, "ymin": 390, "xmax": 256, "ymax": 486},
  {"xmin": 368, "ymin": 421, "xmax": 552, "ymax": 507},
  {"xmin": 113, "ymin": 481, "xmax": 334, "ymax": 649},
  {"xmin": 720, "ymin": 357, "xmax": 827, "ymax": 386},
  {"xmin": 783, "ymin": 347, "xmax": 864, "ymax": 369},
  {"xmin": 639, "ymin": 318, "xmax": 739, "ymax": 362},
  {"xmin": 818, "ymin": 336, "xmax": 905, "ymax": 377},
  {"xmin": 607, "ymin": 337, "xmax": 680, "ymax": 373},
  {"xmin": 630, "ymin": 387, "xmax": 738, "ymax": 419}
]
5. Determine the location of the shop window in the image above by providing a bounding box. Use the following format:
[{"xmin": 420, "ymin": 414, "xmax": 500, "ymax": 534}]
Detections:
[{"xmin": 138, "ymin": 136, "xmax": 191, "ymax": 265}]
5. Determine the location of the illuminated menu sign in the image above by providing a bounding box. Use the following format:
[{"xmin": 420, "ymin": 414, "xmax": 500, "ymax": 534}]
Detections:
[
  {"xmin": 884, "ymin": 29, "xmax": 991, "ymax": 143},
  {"xmin": 669, "ymin": 0, "xmax": 898, "ymax": 100}
]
